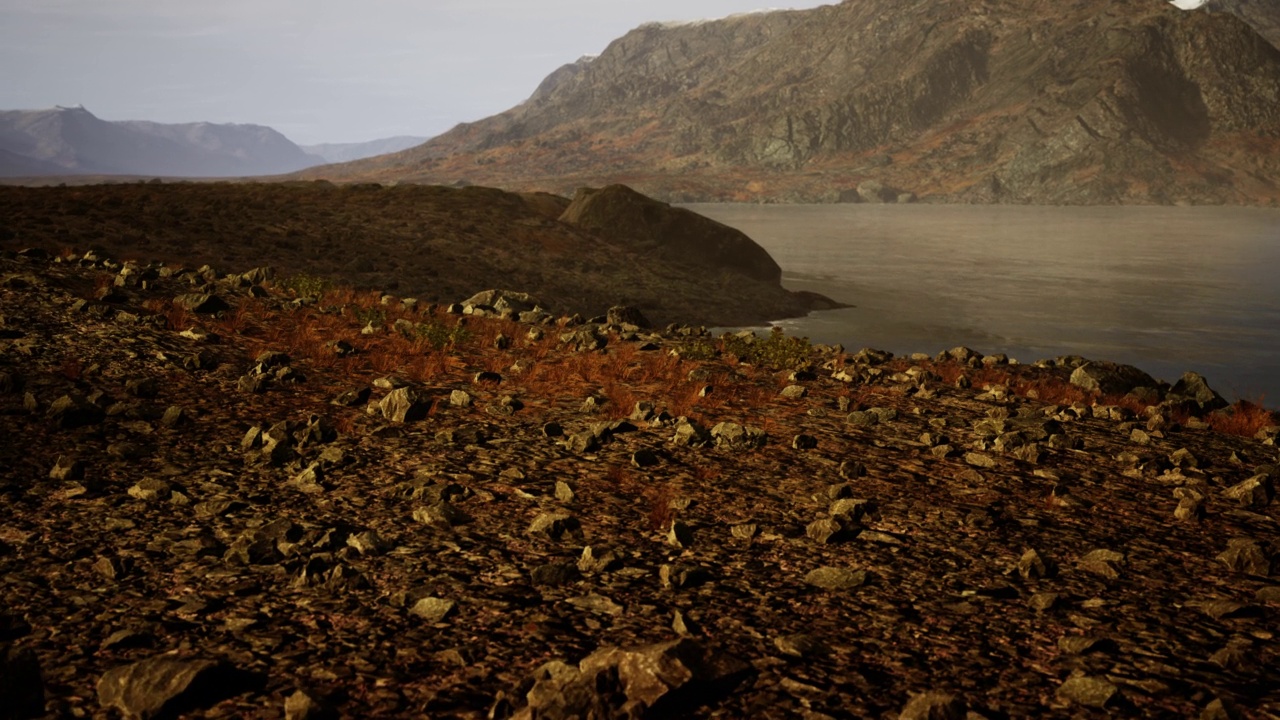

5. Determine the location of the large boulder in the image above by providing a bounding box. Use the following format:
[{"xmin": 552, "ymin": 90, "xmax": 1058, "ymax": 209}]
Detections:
[
  {"xmin": 558, "ymin": 185, "xmax": 782, "ymax": 284},
  {"xmin": 1168, "ymin": 371, "xmax": 1228, "ymax": 410},
  {"xmin": 1068, "ymin": 361, "xmax": 1158, "ymax": 396}
]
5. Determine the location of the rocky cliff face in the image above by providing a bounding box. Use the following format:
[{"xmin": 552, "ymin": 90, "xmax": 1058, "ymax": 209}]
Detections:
[
  {"xmin": 311, "ymin": 0, "xmax": 1280, "ymax": 205},
  {"xmin": 0, "ymin": 106, "xmax": 322, "ymax": 178}
]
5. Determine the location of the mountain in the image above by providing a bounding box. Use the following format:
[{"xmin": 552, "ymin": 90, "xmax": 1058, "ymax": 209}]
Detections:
[
  {"xmin": 305, "ymin": 0, "xmax": 1280, "ymax": 205},
  {"xmin": 0, "ymin": 106, "xmax": 322, "ymax": 178},
  {"xmin": 301, "ymin": 136, "xmax": 429, "ymax": 164}
]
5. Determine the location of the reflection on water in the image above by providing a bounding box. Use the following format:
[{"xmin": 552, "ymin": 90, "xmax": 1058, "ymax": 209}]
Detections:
[{"xmin": 686, "ymin": 203, "xmax": 1280, "ymax": 403}]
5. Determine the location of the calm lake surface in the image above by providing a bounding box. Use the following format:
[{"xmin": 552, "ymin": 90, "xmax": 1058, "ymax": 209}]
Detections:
[{"xmin": 686, "ymin": 204, "xmax": 1280, "ymax": 404}]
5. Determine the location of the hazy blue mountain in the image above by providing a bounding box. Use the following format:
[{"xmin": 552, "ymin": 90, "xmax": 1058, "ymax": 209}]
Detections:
[
  {"xmin": 0, "ymin": 106, "xmax": 322, "ymax": 178},
  {"xmin": 301, "ymin": 136, "xmax": 428, "ymax": 164}
]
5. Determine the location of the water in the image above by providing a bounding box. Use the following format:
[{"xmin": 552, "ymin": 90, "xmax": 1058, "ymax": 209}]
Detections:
[{"xmin": 686, "ymin": 203, "xmax": 1280, "ymax": 404}]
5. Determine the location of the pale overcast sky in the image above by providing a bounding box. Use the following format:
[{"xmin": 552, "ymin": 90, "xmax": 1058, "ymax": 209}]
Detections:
[{"xmin": 0, "ymin": 1, "xmax": 1207, "ymax": 145}]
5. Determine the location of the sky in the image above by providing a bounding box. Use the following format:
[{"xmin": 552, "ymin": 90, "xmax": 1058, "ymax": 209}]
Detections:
[{"xmin": 1, "ymin": 0, "xmax": 1208, "ymax": 146}]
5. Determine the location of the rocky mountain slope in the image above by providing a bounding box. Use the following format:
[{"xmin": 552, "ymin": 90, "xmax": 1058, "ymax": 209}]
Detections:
[
  {"xmin": 1209, "ymin": 0, "xmax": 1280, "ymax": 48},
  {"xmin": 0, "ymin": 107, "xmax": 322, "ymax": 178},
  {"xmin": 307, "ymin": 0, "xmax": 1280, "ymax": 205},
  {"xmin": 1, "ymin": 246, "xmax": 1278, "ymax": 718},
  {"xmin": 301, "ymin": 136, "xmax": 429, "ymax": 164},
  {"xmin": 0, "ymin": 182, "xmax": 829, "ymax": 327}
]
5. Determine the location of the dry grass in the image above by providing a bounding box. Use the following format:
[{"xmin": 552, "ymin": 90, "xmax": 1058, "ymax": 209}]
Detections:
[{"xmin": 1209, "ymin": 400, "xmax": 1277, "ymax": 438}]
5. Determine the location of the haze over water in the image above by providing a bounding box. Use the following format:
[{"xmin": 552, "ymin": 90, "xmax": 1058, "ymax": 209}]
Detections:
[{"xmin": 688, "ymin": 204, "xmax": 1280, "ymax": 405}]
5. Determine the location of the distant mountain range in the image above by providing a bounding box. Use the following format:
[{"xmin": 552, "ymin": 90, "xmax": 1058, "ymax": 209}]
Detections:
[
  {"xmin": 0, "ymin": 106, "xmax": 321, "ymax": 178},
  {"xmin": 0, "ymin": 106, "xmax": 426, "ymax": 179},
  {"xmin": 301, "ymin": 136, "xmax": 427, "ymax": 164},
  {"xmin": 304, "ymin": 0, "xmax": 1280, "ymax": 205}
]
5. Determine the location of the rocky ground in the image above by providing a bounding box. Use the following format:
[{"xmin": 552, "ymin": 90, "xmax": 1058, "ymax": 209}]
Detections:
[{"xmin": 1, "ymin": 247, "xmax": 1279, "ymax": 719}]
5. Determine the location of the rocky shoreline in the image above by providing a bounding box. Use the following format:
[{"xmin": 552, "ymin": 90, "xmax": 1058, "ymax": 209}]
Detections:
[{"xmin": 2, "ymin": 247, "xmax": 1279, "ymax": 719}]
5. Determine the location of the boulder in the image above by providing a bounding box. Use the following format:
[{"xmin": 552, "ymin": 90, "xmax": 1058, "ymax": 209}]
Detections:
[
  {"xmin": 1069, "ymin": 361, "xmax": 1157, "ymax": 396},
  {"xmin": 97, "ymin": 655, "xmax": 258, "ymax": 720},
  {"xmin": 1168, "ymin": 371, "xmax": 1227, "ymax": 410},
  {"xmin": 606, "ymin": 305, "xmax": 652, "ymax": 329},
  {"xmin": 559, "ymin": 184, "xmax": 782, "ymax": 283},
  {"xmin": 379, "ymin": 387, "xmax": 430, "ymax": 423}
]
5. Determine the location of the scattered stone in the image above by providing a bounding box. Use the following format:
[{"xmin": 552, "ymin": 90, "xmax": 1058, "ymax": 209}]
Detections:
[
  {"xmin": 528, "ymin": 513, "xmax": 580, "ymax": 541},
  {"xmin": 710, "ymin": 422, "xmax": 766, "ymax": 450},
  {"xmin": 1077, "ymin": 549, "xmax": 1125, "ymax": 579},
  {"xmin": 780, "ymin": 385, "xmax": 807, "ymax": 399},
  {"xmin": 631, "ymin": 449, "xmax": 659, "ymax": 468},
  {"xmin": 1223, "ymin": 475, "xmax": 1272, "ymax": 507},
  {"xmin": 449, "ymin": 389, "xmax": 473, "ymax": 407},
  {"xmin": 531, "ymin": 562, "xmax": 580, "ymax": 587},
  {"xmin": 806, "ymin": 517, "xmax": 855, "ymax": 545},
  {"xmin": 409, "ymin": 597, "xmax": 456, "ymax": 623},
  {"xmin": 128, "ymin": 478, "xmax": 172, "ymax": 502},
  {"xmin": 1056, "ymin": 674, "xmax": 1118, "ymax": 708},
  {"xmin": 804, "ymin": 567, "xmax": 867, "ymax": 591},
  {"xmin": 173, "ymin": 293, "xmax": 230, "ymax": 314},
  {"xmin": 667, "ymin": 521, "xmax": 694, "ymax": 549},
  {"xmin": 47, "ymin": 394, "xmax": 104, "ymax": 429},
  {"xmin": 792, "ymin": 433, "xmax": 817, "ymax": 450},
  {"xmin": 49, "ymin": 455, "xmax": 84, "ymax": 481}
]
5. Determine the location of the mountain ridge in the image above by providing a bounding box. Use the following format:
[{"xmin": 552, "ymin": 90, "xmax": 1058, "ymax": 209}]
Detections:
[
  {"xmin": 0, "ymin": 106, "xmax": 322, "ymax": 178},
  {"xmin": 304, "ymin": 0, "xmax": 1280, "ymax": 205}
]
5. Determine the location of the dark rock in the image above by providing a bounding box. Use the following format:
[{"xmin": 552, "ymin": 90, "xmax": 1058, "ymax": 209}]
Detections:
[
  {"xmin": 173, "ymin": 293, "xmax": 230, "ymax": 315},
  {"xmin": 531, "ymin": 562, "xmax": 581, "ymax": 587},
  {"xmin": 330, "ymin": 387, "xmax": 371, "ymax": 407},
  {"xmin": 792, "ymin": 433, "xmax": 817, "ymax": 450},
  {"xmin": 0, "ymin": 643, "xmax": 44, "ymax": 719},
  {"xmin": 96, "ymin": 655, "xmax": 257, "ymax": 720},
  {"xmin": 607, "ymin": 305, "xmax": 652, "ymax": 329},
  {"xmin": 46, "ymin": 394, "xmax": 104, "ymax": 429}
]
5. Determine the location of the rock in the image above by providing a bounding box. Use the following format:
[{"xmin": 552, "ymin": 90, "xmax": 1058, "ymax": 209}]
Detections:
[
  {"xmin": 1069, "ymin": 362, "xmax": 1156, "ymax": 396},
  {"xmin": 1202, "ymin": 698, "xmax": 1244, "ymax": 720},
  {"xmin": 461, "ymin": 289, "xmax": 542, "ymax": 315},
  {"xmin": 173, "ymin": 293, "xmax": 230, "ymax": 314},
  {"xmin": 97, "ymin": 655, "xmax": 256, "ymax": 720},
  {"xmin": 330, "ymin": 387, "xmax": 370, "ymax": 407},
  {"xmin": 49, "ymin": 455, "xmax": 84, "ymax": 481},
  {"xmin": 528, "ymin": 513, "xmax": 580, "ymax": 541},
  {"xmin": 792, "ymin": 433, "xmax": 818, "ymax": 450},
  {"xmin": 1017, "ymin": 549, "xmax": 1052, "ymax": 581},
  {"xmin": 667, "ymin": 521, "xmax": 694, "ymax": 548},
  {"xmin": 128, "ymin": 478, "xmax": 172, "ymax": 502},
  {"xmin": 284, "ymin": 689, "xmax": 335, "ymax": 720},
  {"xmin": 379, "ymin": 387, "xmax": 430, "ymax": 423},
  {"xmin": 0, "ymin": 643, "xmax": 44, "ymax": 719},
  {"xmin": 47, "ymin": 394, "xmax": 104, "ymax": 429},
  {"xmin": 780, "ymin": 385, "xmax": 807, "ymax": 399},
  {"xmin": 856, "ymin": 180, "xmax": 898, "ymax": 203},
  {"xmin": 518, "ymin": 638, "xmax": 751, "ymax": 719},
  {"xmin": 1223, "ymin": 475, "xmax": 1272, "ymax": 507},
  {"xmin": 804, "ymin": 566, "xmax": 867, "ymax": 590},
  {"xmin": 899, "ymin": 692, "xmax": 966, "ymax": 720},
  {"xmin": 1077, "ymin": 549, "xmax": 1126, "ymax": 579},
  {"xmin": 1056, "ymin": 674, "xmax": 1118, "ymax": 707},
  {"xmin": 159, "ymin": 406, "xmax": 187, "ymax": 428},
  {"xmin": 773, "ymin": 634, "xmax": 826, "ymax": 659},
  {"xmin": 671, "ymin": 419, "xmax": 710, "ymax": 447},
  {"xmin": 409, "ymin": 597, "xmax": 456, "ymax": 623},
  {"xmin": 449, "ymin": 389, "xmax": 473, "ymax": 407},
  {"xmin": 607, "ymin": 305, "xmax": 652, "ymax": 329},
  {"xmin": 631, "ymin": 449, "xmax": 659, "ymax": 468},
  {"xmin": 1218, "ymin": 538, "xmax": 1271, "ymax": 576},
  {"xmin": 806, "ymin": 517, "xmax": 855, "ymax": 544},
  {"xmin": 1168, "ymin": 371, "xmax": 1227, "ymax": 410},
  {"xmin": 531, "ymin": 562, "xmax": 580, "ymax": 587},
  {"xmin": 710, "ymin": 422, "xmax": 766, "ymax": 450}
]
